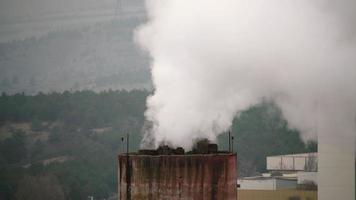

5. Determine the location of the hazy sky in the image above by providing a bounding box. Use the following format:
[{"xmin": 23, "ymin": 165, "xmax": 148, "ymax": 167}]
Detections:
[
  {"xmin": 0, "ymin": 0, "xmax": 145, "ymax": 42},
  {"xmin": 0, "ymin": 0, "xmax": 149, "ymax": 94},
  {"xmin": 0, "ymin": 0, "xmax": 115, "ymax": 21}
]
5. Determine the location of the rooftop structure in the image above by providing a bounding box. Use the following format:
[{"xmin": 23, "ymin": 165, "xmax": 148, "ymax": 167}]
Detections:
[
  {"xmin": 239, "ymin": 152, "xmax": 318, "ymax": 191},
  {"xmin": 266, "ymin": 153, "xmax": 318, "ymax": 172}
]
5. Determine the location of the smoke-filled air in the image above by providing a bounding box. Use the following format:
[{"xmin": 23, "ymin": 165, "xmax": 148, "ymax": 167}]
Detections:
[{"xmin": 136, "ymin": 0, "xmax": 356, "ymax": 151}]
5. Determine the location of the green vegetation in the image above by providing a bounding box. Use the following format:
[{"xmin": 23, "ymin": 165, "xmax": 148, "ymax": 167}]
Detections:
[
  {"xmin": 218, "ymin": 101, "xmax": 317, "ymax": 176},
  {"xmin": 0, "ymin": 90, "xmax": 316, "ymax": 199},
  {"xmin": 0, "ymin": 90, "xmax": 148, "ymax": 200}
]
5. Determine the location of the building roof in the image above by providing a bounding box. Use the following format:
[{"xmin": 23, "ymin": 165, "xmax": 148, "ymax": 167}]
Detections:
[
  {"xmin": 239, "ymin": 176, "xmax": 297, "ymax": 181},
  {"xmin": 267, "ymin": 152, "xmax": 317, "ymax": 158}
]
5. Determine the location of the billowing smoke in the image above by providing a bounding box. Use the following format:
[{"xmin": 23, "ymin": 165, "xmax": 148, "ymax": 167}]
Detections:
[
  {"xmin": 136, "ymin": 0, "xmax": 356, "ymax": 198},
  {"xmin": 136, "ymin": 0, "xmax": 356, "ymax": 149}
]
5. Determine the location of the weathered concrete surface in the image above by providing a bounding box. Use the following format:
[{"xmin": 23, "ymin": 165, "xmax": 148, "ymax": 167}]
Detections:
[{"xmin": 118, "ymin": 154, "xmax": 237, "ymax": 200}]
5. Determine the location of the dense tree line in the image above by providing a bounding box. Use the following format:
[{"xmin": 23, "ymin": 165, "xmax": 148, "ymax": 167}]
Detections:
[
  {"xmin": 0, "ymin": 90, "xmax": 147, "ymax": 128},
  {"xmin": 0, "ymin": 90, "xmax": 148, "ymax": 200}
]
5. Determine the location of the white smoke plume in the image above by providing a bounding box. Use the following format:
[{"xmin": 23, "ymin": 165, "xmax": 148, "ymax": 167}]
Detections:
[
  {"xmin": 136, "ymin": 1, "xmax": 356, "ymax": 199},
  {"xmin": 136, "ymin": 0, "xmax": 356, "ymax": 150}
]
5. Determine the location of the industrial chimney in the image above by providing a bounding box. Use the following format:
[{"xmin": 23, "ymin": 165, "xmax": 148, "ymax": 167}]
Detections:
[{"xmin": 118, "ymin": 140, "xmax": 237, "ymax": 200}]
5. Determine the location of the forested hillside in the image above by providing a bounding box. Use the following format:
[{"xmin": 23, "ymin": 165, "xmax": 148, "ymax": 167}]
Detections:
[
  {"xmin": 0, "ymin": 90, "xmax": 147, "ymax": 200},
  {"xmin": 0, "ymin": 90, "xmax": 316, "ymax": 199},
  {"xmin": 0, "ymin": 18, "xmax": 151, "ymax": 95}
]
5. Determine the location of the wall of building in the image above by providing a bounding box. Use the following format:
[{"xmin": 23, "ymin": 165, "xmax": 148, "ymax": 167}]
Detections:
[
  {"xmin": 297, "ymin": 172, "xmax": 317, "ymax": 185},
  {"xmin": 118, "ymin": 153, "xmax": 237, "ymax": 200},
  {"xmin": 238, "ymin": 179, "xmax": 276, "ymax": 190},
  {"xmin": 318, "ymin": 134, "xmax": 355, "ymax": 200},
  {"xmin": 238, "ymin": 178, "xmax": 297, "ymax": 190},
  {"xmin": 275, "ymin": 179, "xmax": 297, "ymax": 190},
  {"xmin": 266, "ymin": 153, "xmax": 318, "ymax": 171},
  {"xmin": 237, "ymin": 189, "xmax": 317, "ymax": 200}
]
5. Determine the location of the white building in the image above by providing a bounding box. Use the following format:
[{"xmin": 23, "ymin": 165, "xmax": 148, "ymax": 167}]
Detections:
[
  {"xmin": 266, "ymin": 153, "xmax": 318, "ymax": 172},
  {"xmin": 238, "ymin": 176, "xmax": 297, "ymax": 190},
  {"xmin": 238, "ymin": 152, "xmax": 318, "ymax": 190}
]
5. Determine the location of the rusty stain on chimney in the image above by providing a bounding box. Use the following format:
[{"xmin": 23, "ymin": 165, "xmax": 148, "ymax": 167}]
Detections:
[{"xmin": 118, "ymin": 140, "xmax": 237, "ymax": 200}]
